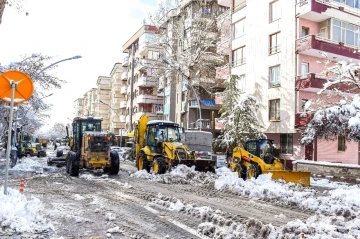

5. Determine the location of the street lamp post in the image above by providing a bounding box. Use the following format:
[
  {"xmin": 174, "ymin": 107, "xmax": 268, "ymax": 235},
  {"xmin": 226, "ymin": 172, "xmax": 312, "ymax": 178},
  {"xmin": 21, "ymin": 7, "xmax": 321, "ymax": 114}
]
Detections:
[
  {"xmin": 99, "ymin": 100, "xmax": 123, "ymax": 147},
  {"xmin": 162, "ymin": 59, "xmax": 202, "ymax": 130}
]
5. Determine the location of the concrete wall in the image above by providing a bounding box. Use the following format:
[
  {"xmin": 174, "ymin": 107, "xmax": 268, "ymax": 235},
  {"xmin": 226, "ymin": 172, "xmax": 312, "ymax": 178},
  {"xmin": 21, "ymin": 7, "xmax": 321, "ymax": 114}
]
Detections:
[{"xmin": 294, "ymin": 160, "xmax": 360, "ymax": 180}]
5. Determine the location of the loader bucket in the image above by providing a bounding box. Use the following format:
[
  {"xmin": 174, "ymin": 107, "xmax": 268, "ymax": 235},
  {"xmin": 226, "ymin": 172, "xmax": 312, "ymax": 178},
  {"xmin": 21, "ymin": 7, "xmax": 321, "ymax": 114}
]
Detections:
[{"xmin": 263, "ymin": 170, "xmax": 311, "ymax": 187}]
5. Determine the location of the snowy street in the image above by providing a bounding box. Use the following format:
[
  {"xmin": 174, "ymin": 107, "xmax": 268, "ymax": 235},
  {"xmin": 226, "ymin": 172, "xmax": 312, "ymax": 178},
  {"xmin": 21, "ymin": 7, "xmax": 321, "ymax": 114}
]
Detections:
[{"xmin": 0, "ymin": 151, "xmax": 359, "ymax": 239}]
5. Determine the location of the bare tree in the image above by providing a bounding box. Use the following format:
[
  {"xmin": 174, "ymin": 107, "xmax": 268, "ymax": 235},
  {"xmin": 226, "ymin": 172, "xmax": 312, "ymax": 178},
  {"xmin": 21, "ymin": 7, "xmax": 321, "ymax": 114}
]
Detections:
[
  {"xmin": 140, "ymin": 0, "xmax": 230, "ymax": 126},
  {"xmin": 0, "ymin": 0, "xmax": 27, "ymax": 24}
]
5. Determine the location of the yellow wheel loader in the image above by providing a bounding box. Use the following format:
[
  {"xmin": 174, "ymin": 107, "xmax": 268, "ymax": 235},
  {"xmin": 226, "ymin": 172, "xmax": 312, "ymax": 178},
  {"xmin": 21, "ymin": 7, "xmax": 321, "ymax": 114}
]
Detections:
[
  {"xmin": 134, "ymin": 114, "xmax": 215, "ymax": 174},
  {"xmin": 64, "ymin": 116, "xmax": 120, "ymax": 176},
  {"xmin": 230, "ymin": 139, "xmax": 310, "ymax": 186}
]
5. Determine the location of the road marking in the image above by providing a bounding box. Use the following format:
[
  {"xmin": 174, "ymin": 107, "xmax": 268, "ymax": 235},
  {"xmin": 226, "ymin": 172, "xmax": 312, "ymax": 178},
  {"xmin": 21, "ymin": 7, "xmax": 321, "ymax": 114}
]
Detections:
[{"xmin": 143, "ymin": 206, "xmax": 211, "ymax": 239}]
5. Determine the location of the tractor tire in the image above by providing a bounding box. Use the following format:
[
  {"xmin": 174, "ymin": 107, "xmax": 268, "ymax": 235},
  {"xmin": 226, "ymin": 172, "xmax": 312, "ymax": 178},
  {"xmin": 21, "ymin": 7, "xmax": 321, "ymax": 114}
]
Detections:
[
  {"xmin": 137, "ymin": 153, "xmax": 150, "ymax": 173},
  {"xmin": 153, "ymin": 157, "xmax": 166, "ymax": 174},
  {"xmin": 109, "ymin": 151, "xmax": 120, "ymax": 175},
  {"xmin": 65, "ymin": 153, "xmax": 70, "ymax": 174},
  {"xmin": 68, "ymin": 152, "xmax": 79, "ymax": 177},
  {"xmin": 246, "ymin": 164, "xmax": 261, "ymax": 179},
  {"xmin": 235, "ymin": 164, "xmax": 247, "ymax": 180}
]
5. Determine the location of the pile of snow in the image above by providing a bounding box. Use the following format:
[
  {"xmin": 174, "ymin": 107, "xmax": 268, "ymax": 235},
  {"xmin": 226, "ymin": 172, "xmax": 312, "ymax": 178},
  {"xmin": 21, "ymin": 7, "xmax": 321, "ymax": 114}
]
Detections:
[
  {"xmin": 131, "ymin": 165, "xmax": 217, "ymax": 185},
  {"xmin": 0, "ymin": 186, "xmax": 54, "ymax": 235},
  {"xmin": 10, "ymin": 157, "xmax": 57, "ymax": 174},
  {"xmin": 79, "ymin": 173, "xmax": 133, "ymax": 188}
]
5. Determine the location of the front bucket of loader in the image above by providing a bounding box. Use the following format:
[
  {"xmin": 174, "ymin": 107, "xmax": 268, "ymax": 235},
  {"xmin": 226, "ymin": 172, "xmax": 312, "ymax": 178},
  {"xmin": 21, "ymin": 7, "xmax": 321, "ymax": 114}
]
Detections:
[{"xmin": 264, "ymin": 170, "xmax": 311, "ymax": 187}]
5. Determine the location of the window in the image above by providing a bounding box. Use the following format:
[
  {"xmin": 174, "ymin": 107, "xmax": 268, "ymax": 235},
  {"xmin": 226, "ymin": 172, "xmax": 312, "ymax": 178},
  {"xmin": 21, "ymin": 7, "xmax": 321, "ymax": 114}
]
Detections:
[
  {"xmin": 334, "ymin": 0, "xmax": 360, "ymax": 9},
  {"xmin": 269, "ymin": 32, "xmax": 281, "ymax": 54},
  {"xmin": 148, "ymin": 51, "xmax": 159, "ymax": 60},
  {"xmin": 301, "ymin": 63, "xmax": 309, "ymax": 79},
  {"xmin": 338, "ymin": 136, "xmax": 346, "ymax": 151},
  {"xmin": 232, "ymin": 46, "xmax": 246, "ymax": 67},
  {"xmin": 301, "ymin": 99, "xmax": 308, "ymax": 112},
  {"xmin": 233, "ymin": 0, "xmax": 246, "ymax": 12},
  {"xmin": 181, "ymin": 91, "xmax": 186, "ymax": 101},
  {"xmin": 269, "ymin": 65, "xmax": 280, "ymax": 87},
  {"xmin": 301, "ymin": 27, "xmax": 309, "ymax": 37},
  {"xmin": 320, "ymin": 18, "xmax": 360, "ymax": 47},
  {"xmin": 233, "ymin": 18, "xmax": 245, "ymax": 39},
  {"xmin": 269, "ymin": 99, "xmax": 280, "ymax": 120},
  {"xmin": 236, "ymin": 74, "xmax": 246, "ymax": 92},
  {"xmin": 270, "ymin": 0, "xmax": 281, "ymax": 23},
  {"xmin": 280, "ymin": 134, "xmax": 293, "ymax": 154}
]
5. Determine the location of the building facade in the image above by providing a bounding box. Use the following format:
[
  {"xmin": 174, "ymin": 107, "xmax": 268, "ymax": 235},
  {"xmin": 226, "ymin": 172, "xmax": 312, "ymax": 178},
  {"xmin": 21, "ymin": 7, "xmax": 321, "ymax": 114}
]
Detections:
[
  {"xmin": 73, "ymin": 97, "xmax": 84, "ymax": 117},
  {"xmin": 95, "ymin": 76, "xmax": 112, "ymax": 132}
]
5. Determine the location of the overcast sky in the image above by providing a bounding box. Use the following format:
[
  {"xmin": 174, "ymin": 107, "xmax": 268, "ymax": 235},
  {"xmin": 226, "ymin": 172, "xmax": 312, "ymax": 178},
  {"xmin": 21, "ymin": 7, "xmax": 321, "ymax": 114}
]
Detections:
[{"xmin": 0, "ymin": 0, "xmax": 159, "ymax": 131}]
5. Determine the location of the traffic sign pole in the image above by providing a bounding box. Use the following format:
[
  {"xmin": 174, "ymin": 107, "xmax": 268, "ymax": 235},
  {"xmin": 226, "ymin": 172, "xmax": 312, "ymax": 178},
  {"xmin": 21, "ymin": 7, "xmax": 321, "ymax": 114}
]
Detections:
[{"xmin": 4, "ymin": 81, "xmax": 17, "ymax": 195}]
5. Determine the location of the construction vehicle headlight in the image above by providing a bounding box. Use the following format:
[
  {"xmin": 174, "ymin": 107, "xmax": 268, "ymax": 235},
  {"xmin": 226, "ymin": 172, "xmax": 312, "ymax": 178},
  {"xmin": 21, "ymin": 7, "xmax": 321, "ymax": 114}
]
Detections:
[{"xmin": 234, "ymin": 158, "xmax": 238, "ymax": 163}]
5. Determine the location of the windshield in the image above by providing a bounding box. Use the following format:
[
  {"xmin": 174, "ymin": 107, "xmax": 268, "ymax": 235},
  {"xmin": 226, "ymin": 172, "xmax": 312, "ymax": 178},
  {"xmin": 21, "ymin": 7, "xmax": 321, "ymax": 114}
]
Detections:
[{"xmin": 157, "ymin": 125, "xmax": 181, "ymax": 142}]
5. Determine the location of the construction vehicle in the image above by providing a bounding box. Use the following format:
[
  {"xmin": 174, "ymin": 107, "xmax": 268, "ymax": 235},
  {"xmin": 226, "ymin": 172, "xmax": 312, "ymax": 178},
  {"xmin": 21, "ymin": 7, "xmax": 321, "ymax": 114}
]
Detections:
[
  {"xmin": 134, "ymin": 114, "xmax": 215, "ymax": 174},
  {"xmin": 230, "ymin": 139, "xmax": 311, "ymax": 186},
  {"xmin": 18, "ymin": 141, "xmax": 46, "ymax": 158},
  {"xmin": 49, "ymin": 116, "xmax": 120, "ymax": 176}
]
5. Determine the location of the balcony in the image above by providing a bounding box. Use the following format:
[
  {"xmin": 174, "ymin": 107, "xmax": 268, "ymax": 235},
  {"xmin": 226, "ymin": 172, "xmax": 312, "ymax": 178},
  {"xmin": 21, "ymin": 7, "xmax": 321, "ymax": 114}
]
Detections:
[
  {"xmin": 121, "ymin": 71, "xmax": 128, "ymax": 81},
  {"xmin": 189, "ymin": 99, "xmax": 216, "ymax": 109},
  {"xmin": 136, "ymin": 94, "xmax": 163, "ymax": 104},
  {"xmin": 296, "ymin": 0, "xmax": 360, "ymax": 22},
  {"xmin": 216, "ymin": 64, "xmax": 230, "ymax": 80},
  {"xmin": 215, "ymin": 118, "xmax": 224, "ymax": 130},
  {"xmin": 120, "ymin": 101, "xmax": 127, "ymax": 108},
  {"xmin": 217, "ymin": 34, "xmax": 231, "ymax": 55},
  {"xmin": 138, "ymin": 76, "xmax": 158, "ymax": 87},
  {"xmin": 135, "ymin": 112, "xmax": 158, "ymax": 121},
  {"xmin": 296, "ymin": 73, "xmax": 360, "ymax": 93},
  {"xmin": 122, "ymin": 56, "xmax": 129, "ymax": 67},
  {"xmin": 120, "ymin": 115, "xmax": 126, "ymax": 123},
  {"xmin": 296, "ymin": 35, "xmax": 360, "ymax": 60},
  {"xmin": 120, "ymin": 85, "xmax": 127, "ymax": 94},
  {"xmin": 136, "ymin": 59, "xmax": 152, "ymax": 71},
  {"xmin": 113, "ymin": 83, "xmax": 121, "ymax": 90},
  {"xmin": 295, "ymin": 112, "xmax": 314, "ymax": 128}
]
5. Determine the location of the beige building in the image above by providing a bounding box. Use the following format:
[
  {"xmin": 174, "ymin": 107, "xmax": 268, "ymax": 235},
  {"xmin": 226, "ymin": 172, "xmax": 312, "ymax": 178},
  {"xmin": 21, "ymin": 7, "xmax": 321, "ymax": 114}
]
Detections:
[
  {"xmin": 109, "ymin": 63, "xmax": 126, "ymax": 135},
  {"xmin": 73, "ymin": 97, "xmax": 84, "ymax": 117},
  {"xmin": 122, "ymin": 25, "xmax": 164, "ymax": 133},
  {"xmin": 95, "ymin": 76, "xmax": 112, "ymax": 131},
  {"xmin": 82, "ymin": 88, "xmax": 97, "ymax": 117}
]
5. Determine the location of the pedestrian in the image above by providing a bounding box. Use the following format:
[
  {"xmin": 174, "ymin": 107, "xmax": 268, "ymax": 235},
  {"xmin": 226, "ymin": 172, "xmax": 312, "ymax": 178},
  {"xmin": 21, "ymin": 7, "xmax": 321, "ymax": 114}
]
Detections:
[{"xmin": 225, "ymin": 146, "xmax": 231, "ymax": 167}]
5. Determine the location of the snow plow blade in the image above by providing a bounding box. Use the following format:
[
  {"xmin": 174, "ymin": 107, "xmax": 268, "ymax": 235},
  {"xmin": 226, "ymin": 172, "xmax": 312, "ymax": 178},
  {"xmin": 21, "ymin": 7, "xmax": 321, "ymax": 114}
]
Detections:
[
  {"xmin": 47, "ymin": 156, "xmax": 67, "ymax": 167},
  {"xmin": 171, "ymin": 159, "xmax": 216, "ymax": 173},
  {"xmin": 263, "ymin": 170, "xmax": 311, "ymax": 187}
]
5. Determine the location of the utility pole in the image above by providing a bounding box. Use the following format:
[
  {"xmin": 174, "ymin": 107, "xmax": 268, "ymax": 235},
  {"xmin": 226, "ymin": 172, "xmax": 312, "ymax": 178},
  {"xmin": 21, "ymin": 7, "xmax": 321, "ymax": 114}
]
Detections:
[{"xmin": 129, "ymin": 43, "xmax": 135, "ymax": 131}]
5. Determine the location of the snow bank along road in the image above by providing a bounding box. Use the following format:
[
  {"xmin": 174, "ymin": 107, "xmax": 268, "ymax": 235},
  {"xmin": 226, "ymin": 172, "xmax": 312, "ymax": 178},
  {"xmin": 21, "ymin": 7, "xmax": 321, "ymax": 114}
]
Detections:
[{"xmin": 1, "ymin": 157, "xmax": 359, "ymax": 238}]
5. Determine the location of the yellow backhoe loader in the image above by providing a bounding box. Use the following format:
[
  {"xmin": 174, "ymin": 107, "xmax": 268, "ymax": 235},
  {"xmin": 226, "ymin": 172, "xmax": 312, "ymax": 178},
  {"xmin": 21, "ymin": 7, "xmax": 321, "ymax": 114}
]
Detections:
[
  {"xmin": 230, "ymin": 139, "xmax": 310, "ymax": 186},
  {"xmin": 134, "ymin": 114, "xmax": 215, "ymax": 174}
]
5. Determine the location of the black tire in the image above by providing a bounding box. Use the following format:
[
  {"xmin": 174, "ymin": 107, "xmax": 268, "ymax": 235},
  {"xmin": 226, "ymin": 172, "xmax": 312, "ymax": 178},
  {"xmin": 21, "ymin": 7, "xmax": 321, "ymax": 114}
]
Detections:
[
  {"xmin": 235, "ymin": 164, "xmax": 247, "ymax": 180},
  {"xmin": 109, "ymin": 151, "xmax": 120, "ymax": 175},
  {"xmin": 153, "ymin": 157, "xmax": 166, "ymax": 174},
  {"xmin": 137, "ymin": 152, "xmax": 150, "ymax": 173},
  {"xmin": 68, "ymin": 152, "xmax": 79, "ymax": 176},
  {"xmin": 65, "ymin": 153, "xmax": 70, "ymax": 173},
  {"xmin": 246, "ymin": 164, "xmax": 261, "ymax": 179}
]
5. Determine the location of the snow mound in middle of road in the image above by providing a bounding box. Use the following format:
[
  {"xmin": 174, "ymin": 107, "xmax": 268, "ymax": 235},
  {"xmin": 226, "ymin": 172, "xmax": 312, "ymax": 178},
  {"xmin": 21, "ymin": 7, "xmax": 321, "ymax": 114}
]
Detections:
[
  {"xmin": 0, "ymin": 186, "xmax": 54, "ymax": 234},
  {"xmin": 131, "ymin": 164, "xmax": 217, "ymax": 184},
  {"xmin": 10, "ymin": 157, "xmax": 56, "ymax": 173}
]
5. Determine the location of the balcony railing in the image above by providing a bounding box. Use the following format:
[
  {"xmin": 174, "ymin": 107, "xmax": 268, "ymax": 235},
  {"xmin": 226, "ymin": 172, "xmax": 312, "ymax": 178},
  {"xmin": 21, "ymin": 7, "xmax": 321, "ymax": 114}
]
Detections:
[
  {"xmin": 120, "ymin": 85, "xmax": 127, "ymax": 94},
  {"xmin": 122, "ymin": 56, "xmax": 129, "ymax": 67},
  {"xmin": 138, "ymin": 76, "xmax": 157, "ymax": 87},
  {"xmin": 136, "ymin": 94, "xmax": 163, "ymax": 104},
  {"xmin": 296, "ymin": 34, "xmax": 360, "ymax": 60},
  {"xmin": 120, "ymin": 101, "xmax": 127, "ymax": 108},
  {"xmin": 189, "ymin": 99, "xmax": 216, "ymax": 108},
  {"xmin": 121, "ymin": 71, "xmax": 128, "ymax": 80},
  {"xmin": 215, "ymin": 118, "xmax": 224, "ymax": 130},
  {"xmin": 232, "ymin": 58, "xmax": 246, "ymax": 67}
]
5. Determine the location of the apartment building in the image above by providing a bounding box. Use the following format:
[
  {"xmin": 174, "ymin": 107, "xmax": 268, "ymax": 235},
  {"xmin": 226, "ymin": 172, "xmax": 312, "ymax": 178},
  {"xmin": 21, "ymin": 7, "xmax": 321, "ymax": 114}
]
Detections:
[
  {"xmin": 229, "ymin": 0, "xmax": 360, "ymax": 164},
  {"xmin": 95, "ymin": 76, "xmax": 112, "ymax": 132},
  {"xmin": 122, "ymin": 25, "xmax": 164, "ymax": 133},
  {"xmin": 73, "ymin": 97, "xmax": 84, "ymax": 117},
  {"xmin": 109, "ymin": 63, "xmax": 126, "ymax": 135},
  {"xmin": 158, "ymin": 0, "xmax": 230, "ymax": 138},
  {"xmin": 82, "ymin": 88, "xmax": 97, "ymax": 117}
]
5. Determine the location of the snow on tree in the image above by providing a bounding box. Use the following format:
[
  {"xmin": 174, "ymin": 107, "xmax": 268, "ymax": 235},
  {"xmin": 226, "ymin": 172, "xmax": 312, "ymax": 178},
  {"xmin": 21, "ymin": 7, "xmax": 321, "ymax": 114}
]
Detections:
[
  {"xmin": 301, "ymin": 60, "xmax": 360, "ymax": 144},
  {"xmin": 0, "ymin": 53, "xmax": 66, "ymax": 137},
  {"xmin": 44, "ymin": 123, "xmax": 67, "ymax": 140},
  {"xmin": 215, "ymin": 76, "xmax": 266, "ymax": 148},
  {"xmin": 143, "ymin": 0, "xmax": 230, "ymax": 125}
]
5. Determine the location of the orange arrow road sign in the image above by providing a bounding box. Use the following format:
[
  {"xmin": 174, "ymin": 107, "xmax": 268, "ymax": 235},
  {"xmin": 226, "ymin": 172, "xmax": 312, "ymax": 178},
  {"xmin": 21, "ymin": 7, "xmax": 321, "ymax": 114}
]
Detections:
[{"xmin": 0, "ymin": 70, "xmax": 34, "ymax": 104}]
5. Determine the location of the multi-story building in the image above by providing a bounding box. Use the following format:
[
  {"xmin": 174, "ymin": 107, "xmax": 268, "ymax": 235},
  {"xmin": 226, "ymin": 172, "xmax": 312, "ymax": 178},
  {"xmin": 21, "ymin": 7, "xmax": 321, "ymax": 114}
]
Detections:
[
  {"xmin": 229, "ymin": 0, "xmax": 360, "ymax": 164},
  {"xmin": 157, "ymin": 0, "xmax": 230, "ymax": 139},
  {"xmin": 95, "ymin": 76, "xmax": 112, "ymax": 132},
  {"xmin": 82, "ymin": 88, "xmax": 97, "ymax": 117},
  {"xmin": 109, "ymin": 63, "xmax": 126, "ymax": 135},
  {"xmin": 73, "ymin": 97, "xmax": 84, "ymax": 117},
  {"xmin": 122, "ymin": 25, "xmax": 164, "ymax": 133}
]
